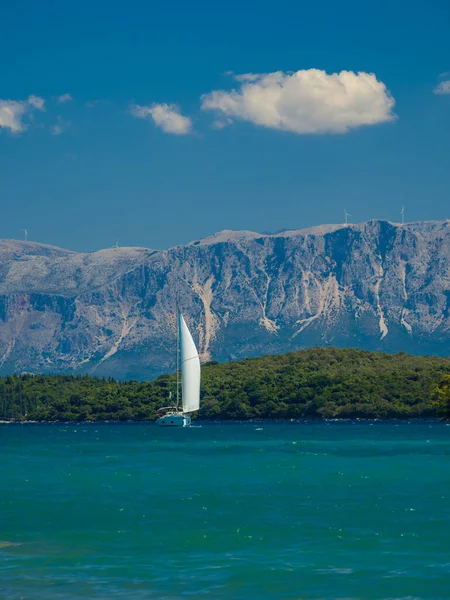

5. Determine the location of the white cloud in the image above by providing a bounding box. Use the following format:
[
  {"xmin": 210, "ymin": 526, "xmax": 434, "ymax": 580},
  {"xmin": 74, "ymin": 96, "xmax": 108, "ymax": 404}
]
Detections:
[
  {"xmin": 57, "ymin": 93, "xmax": 73, "ymax": 103},
  {"xmin": 0, "ymin": 100, "xmax": 28, "ymax": 133},
  {"xmin": 52, "ymin": 116, "xmax": 71, "ymax": 136},
  {"xmin": 130, "ymin": 102, "xmax": 192, "ymax": 135},
  {"xmin": 201, "ymin": 69, "xmax": 396, "ymax": 134},
  {"xmin": 0, "ymin": 96, "xmax": 45, "ymax": 133},
  {"xmin": 27, "ymin": 95, "xmax": 45, "ymax": 110},
  {"xmin": 434, "ymin": 80, "xmax": 450, "ymax": 95}
]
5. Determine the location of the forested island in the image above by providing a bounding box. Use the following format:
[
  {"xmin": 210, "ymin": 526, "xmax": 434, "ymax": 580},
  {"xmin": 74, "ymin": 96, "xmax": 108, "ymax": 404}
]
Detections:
[{"xmin": 1, "ymin": 347, "xmax": 449, "ymax": 422}]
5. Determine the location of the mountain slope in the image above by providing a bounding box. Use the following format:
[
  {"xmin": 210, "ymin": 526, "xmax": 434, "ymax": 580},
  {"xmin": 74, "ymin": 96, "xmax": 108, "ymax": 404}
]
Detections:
[{"xmin": 0, "ymin": 219, "xmax": 449, "ymax": 379}]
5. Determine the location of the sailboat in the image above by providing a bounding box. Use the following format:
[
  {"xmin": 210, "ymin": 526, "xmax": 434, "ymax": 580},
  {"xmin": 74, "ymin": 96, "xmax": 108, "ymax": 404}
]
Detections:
[{"xmin": 156, "ymin": 308, "xmax": 200, "ymax": 427}]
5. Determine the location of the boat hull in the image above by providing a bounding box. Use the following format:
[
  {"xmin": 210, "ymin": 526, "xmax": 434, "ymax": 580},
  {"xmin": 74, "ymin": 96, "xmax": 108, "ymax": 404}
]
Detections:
[{"xmin": 156, "ymin": 414, "xmax": 191, "ymax": 427}]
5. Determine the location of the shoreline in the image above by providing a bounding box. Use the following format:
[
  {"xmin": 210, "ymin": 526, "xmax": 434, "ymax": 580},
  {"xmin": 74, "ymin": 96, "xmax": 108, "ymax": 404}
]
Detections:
[{"xmin": 0, "ymin": 417, "xmax": 445, "ymax": 424}]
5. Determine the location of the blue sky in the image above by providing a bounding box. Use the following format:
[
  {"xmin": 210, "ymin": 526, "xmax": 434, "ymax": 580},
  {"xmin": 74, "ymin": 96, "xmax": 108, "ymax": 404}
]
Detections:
[{"xmin": 1, "ymin": 0, "xmax": 449, "ymax": 252}]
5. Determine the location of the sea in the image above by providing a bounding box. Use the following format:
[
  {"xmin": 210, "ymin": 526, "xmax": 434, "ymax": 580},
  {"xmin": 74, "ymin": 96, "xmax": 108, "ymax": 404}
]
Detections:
[{"xmin": 1, "ymin": 421, "xmax": 449, "ymax": 599}]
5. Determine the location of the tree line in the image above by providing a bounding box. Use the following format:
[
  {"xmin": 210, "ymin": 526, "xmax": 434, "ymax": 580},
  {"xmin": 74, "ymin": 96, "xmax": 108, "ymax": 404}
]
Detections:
[{"xmin": 0, "ymin": 347, "xmax": 449, "ymax": 421}]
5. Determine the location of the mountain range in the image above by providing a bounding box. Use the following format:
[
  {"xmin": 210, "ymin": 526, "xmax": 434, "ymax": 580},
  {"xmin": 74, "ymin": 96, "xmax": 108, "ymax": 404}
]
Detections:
[{"xmin": 0, "ymin": 219, "xmax": 449, "ymax": 379}]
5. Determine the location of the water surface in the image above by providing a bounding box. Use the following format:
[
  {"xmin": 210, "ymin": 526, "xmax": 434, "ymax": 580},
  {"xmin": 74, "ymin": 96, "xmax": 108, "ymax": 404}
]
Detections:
[{"xmin": 1, "ymin": 421, "xmax": 449, "ymax": 599}]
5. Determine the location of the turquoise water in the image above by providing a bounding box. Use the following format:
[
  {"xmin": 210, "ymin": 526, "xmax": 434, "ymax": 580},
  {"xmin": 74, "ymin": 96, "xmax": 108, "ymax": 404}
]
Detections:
[{"xmin": 1, "ymin": 421, "xmax": 449, "ymax": 599}]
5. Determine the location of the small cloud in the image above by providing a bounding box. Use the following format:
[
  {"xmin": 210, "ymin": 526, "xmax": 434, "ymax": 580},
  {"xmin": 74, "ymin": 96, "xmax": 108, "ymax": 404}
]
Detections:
[
  {"xmin": 234, "ymin": 73, "xmax": 261, "ymax": 82},
  {"xmin": 130, "ymin": 102, "xmax": 192, "ymax": 135},
  {"xmin": 201, "ymin": 69, "xmax": 396, "ymax": 134},
  {"xmin": 51, "ymin": 116, "xmax": 71, "ymax": 136},
  {"xmin": 27, "ymin": 95, "xmax": 45, "ymax": 110},
  {"xmin": 57, "ymin": 93, "xmax": 72, "ymax": 103},
  {"xmin": 86, "ymin": 99, "xmax": 104, "ymax": 108},
  {"xmin": 211, "ymin": 118, "xmax": 232, "ymax": 130},
  {"xmin": 434, "ymin": 80, "xmax": 450, "ymax": 95},
  {"xmin": 0, "ymin": 96, "xmax": 45, "ymax": 134}
]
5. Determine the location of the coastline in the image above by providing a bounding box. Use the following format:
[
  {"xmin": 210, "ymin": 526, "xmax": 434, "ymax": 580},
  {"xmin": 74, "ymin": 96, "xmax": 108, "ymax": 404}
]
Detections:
[{"xmin": 0, "ymin": 417, "xmax": 444, "ymax": 424}]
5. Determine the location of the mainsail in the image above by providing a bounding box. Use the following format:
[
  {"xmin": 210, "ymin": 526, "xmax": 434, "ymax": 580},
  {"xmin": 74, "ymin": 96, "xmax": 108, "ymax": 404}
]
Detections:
[{"xmin": 179, "ymin": 310, "xmax": 200, "ymax": 413}]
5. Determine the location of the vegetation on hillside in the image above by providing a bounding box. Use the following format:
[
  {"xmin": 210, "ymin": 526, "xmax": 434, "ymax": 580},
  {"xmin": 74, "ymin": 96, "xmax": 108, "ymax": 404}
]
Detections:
[
  {"xmin": 433, "ymin": 374, "xmax": 450, "ymax": 420},
  {"xmin": 0, "ymin": 347, "xmax": 449, "ymax": 421}
]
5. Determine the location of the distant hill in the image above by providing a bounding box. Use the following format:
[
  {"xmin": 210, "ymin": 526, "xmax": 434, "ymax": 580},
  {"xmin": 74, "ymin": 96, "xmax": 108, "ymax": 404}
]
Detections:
[
  {"xmin": 1, "ymin": 347, "xmax": 449, "ymax": 421},
  {"xmin": 0, "ymin": 219, "xmax": 449, "ymax": 379}
]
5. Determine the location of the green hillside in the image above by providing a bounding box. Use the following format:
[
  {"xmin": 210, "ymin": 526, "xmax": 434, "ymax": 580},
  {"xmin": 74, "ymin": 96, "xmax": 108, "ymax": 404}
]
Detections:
[{"xmin": 1, "ymin": 347, "xmax": 449, "ymax": 421}]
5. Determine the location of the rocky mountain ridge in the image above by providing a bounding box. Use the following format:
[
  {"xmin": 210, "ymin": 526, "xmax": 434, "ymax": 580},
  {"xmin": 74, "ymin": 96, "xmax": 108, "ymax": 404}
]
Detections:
[{"xmin": 0, "ymin": 219, "xmax": 449, "ymax": 379}]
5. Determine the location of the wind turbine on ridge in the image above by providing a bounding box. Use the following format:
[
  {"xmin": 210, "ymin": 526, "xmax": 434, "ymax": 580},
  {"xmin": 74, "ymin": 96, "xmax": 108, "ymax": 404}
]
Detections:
[
  {"xmin": 401, "ymin": 206, "xmax": 405, "ymax": 225},
  {"xmin": 20, "ymin": 229, "xmax": 28, "ymax": 242},
  {"xmin": 344, "ymin": 209, "xmax": 351, "ymax": 225}
]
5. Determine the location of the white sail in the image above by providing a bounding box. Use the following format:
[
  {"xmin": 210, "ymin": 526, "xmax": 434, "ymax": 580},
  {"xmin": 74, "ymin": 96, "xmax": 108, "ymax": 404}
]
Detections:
[{"xmin": 179, "ymin": 310, "xmax": 200, "ymax": 413}]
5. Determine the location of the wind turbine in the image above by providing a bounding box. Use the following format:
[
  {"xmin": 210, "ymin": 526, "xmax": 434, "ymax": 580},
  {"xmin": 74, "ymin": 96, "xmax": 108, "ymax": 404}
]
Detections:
[
  {"xmin": 344, "ymin": 209, "xmax": 351, "ymax": 225},
  {"xmin": 401, "ymin": 205, "xmax": 405, "ymax": 225},
  {"xmin": 20, "ymin": 229, "xmax": 28, "ymax": 242}
]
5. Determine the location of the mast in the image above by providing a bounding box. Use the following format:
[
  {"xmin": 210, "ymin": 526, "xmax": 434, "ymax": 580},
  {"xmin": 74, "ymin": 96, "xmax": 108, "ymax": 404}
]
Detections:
[{"xmin": 176, "ymin": 300, "xmax": 180, "ymax": 411}]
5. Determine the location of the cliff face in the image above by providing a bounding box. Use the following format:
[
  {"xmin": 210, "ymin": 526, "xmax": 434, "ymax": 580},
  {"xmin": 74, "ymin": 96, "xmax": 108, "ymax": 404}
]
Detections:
[{"xmin": 0, "ymin": 220, "xmax": 449, "ymax": 379}]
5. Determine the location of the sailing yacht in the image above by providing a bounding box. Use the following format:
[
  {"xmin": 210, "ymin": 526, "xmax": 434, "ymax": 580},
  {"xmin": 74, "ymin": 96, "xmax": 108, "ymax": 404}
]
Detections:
[{"xmin": 156, "ymin": 308, "xmax": 200, "ymax": 427}]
